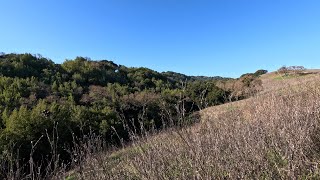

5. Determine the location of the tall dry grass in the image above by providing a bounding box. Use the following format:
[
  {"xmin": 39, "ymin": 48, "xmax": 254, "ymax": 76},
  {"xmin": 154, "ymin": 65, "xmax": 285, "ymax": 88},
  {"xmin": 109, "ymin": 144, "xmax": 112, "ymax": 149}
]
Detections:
[{"xmin": 64, "ymin": 77, "xmax": 320, "ymax": 179}]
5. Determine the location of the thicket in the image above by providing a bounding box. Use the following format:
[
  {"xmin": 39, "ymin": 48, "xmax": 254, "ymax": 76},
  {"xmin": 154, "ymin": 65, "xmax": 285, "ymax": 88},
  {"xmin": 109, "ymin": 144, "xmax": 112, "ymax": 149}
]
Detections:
[
  {"xmin": 277, "ymin": 66, "xmax": 306, "ymax": 76},
  {"xmin": 0, "ymin": 53, "xmax": 262, "ymax": 179}
]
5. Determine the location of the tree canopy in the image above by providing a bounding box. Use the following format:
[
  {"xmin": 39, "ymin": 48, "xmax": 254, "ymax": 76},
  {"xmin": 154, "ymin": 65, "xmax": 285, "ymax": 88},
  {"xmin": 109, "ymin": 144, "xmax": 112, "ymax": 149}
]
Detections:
[{"xmin": 0, "ymin": 53, "xmax": 262, "ymax": 178}]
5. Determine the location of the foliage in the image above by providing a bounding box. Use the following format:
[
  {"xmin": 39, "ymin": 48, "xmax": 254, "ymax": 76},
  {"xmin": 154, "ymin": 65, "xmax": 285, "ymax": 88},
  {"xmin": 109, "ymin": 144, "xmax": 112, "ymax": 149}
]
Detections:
[
  {"xmin": 0, "ymin": 53, "xmax": 239, "ymax": 178},
  {"xmin": 253, "ymin": 69, "xmax": 268, "ymax": 77},
  {"xmin": 278, "ymin": 66, "xmax": 306, "ymax": 76}
]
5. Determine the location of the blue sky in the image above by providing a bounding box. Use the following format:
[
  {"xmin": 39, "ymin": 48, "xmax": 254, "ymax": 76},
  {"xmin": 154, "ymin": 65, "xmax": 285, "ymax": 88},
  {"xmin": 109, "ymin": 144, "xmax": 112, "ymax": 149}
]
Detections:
[{"xmin": 0, "ymin": 0, "xmax": 319, "ymax": 77}]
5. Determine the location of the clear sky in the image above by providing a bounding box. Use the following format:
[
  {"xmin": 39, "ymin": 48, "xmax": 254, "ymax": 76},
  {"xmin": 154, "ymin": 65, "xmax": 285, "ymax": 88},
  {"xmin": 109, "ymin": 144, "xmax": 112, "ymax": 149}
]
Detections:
[{"xmin": 0, "ymin": 0, "xmax": 319, "ymax": 77}]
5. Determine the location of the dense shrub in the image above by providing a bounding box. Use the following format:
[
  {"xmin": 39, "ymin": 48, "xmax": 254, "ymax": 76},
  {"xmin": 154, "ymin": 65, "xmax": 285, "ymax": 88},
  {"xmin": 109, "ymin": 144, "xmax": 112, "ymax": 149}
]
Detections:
[{"xmin": 0, "ymin": 53, "xmax": 234, "ymax": 178}]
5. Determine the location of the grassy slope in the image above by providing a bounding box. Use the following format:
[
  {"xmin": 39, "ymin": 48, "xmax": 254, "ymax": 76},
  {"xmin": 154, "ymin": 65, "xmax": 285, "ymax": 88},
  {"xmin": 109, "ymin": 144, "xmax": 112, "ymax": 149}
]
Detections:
[
  {"xmin": 201, "ymin": 70, "xmax": 320, "ymax": 120},
  {"xmin": 64, "ymin": 70, "xmax": 320, "ymax": 179}
]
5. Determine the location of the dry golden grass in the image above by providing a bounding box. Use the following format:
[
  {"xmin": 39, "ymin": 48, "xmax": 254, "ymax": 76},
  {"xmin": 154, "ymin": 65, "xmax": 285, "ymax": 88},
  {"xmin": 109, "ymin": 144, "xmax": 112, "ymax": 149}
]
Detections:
[
  {"xmin": 64, "ymin": 70, "xmax": 320, "ymax": 179},
  {"xmin": 259, "ymin": 70, "xmax": 320, "ymax": 94}
]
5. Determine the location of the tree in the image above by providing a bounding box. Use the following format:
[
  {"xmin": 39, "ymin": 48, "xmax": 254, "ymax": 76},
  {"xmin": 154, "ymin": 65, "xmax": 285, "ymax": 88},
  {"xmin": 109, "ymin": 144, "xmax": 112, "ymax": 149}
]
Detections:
[
  {"xmin": 254, "ymin": 69, "xmax": 268, "ymax": 77},
  {"xmin": 278, "ymin": 66, "xmax": 289, "ymax": 76}
]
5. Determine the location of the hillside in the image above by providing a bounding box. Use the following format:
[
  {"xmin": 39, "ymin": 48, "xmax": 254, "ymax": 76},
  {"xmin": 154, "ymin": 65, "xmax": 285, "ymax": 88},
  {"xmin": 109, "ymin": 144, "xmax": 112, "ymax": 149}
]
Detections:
[
  {"xmin": 2, "ymin": 53, "xmax": 317, "ymax": 179},
  {"xmin": 62, "ymin": 70, "xmax": 320, "ymax": 179},
  {"xmin": 201, "ymin": 70, "xmax": 320, "ymax": 120},
  {"xmin": 1, "ymin": 53, "xmax": 263, "ymax": 179}
]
